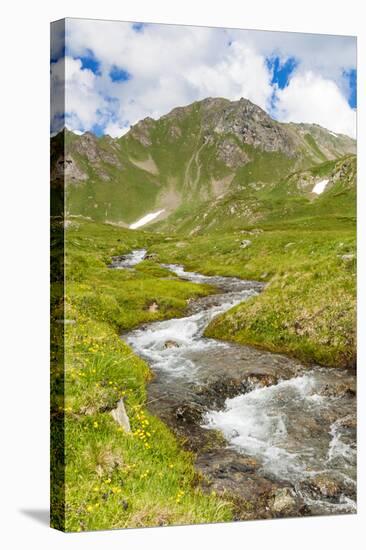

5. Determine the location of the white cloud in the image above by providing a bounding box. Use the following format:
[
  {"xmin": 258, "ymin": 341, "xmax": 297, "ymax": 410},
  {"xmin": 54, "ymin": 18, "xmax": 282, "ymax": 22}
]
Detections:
[
  {"xmin": 104, "ymin": 122, "xmax": 130, "ymax": 138},
  {"xmin": 64, "ymin": 57, "xmax": 107, "ymax": 130},
  {"xmin": 232, "ymin": 29, "xmax": 356, "ymax": 83},
  {"xmin": 275, "ymin": 71, "xmax": 356, "ymax": 138},
  {"xmin": 61, "ymin": 20, "xmax": 275, "ymax": 133},
  {"xmin": 63, "ymin": 19, "xmax": 272, "ymax": 131},
  {"xmin": 49, "ymin": 19, "xmax": 356, "ymax": 138},
  {"xmin": 185, "ymin": 42, "xmax": 273, "ymax": 110}
]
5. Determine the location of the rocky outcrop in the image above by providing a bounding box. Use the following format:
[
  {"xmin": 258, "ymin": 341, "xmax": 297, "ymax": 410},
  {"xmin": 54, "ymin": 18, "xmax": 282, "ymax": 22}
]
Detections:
[
  {"xmin": 73, "ymin": 132, "xmax": 121, "ymax": 167},
  {"xmin": 129, "ymin": 117, "xmax": 154, "ymax": 146},
  {"xmin": 320, "ymin": 382, "xmax": 356, "ymax": 398},
  {"xmin": 207, "ymin": 97, "xmax": 298, "ymax": 156},
  {"xmin": 217, "ymin": 138, "xmax": 249, "ymax": 168}
]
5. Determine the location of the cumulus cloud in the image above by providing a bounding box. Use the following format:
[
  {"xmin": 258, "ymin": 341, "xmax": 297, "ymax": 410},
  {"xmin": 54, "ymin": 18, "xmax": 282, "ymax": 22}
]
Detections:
[
  {"xmin": 275, "ymin": 71, "xmax": 356, "ymax": 137},
  {"xmin": 50, "ymin": 19, "xmax": 356, "ymax": 138},
  {"xmin": 64, "ymin": 57, "xmax": 105, "ymax": 130},
  {"xmin": 63, "ymin": 20, "xmax": 275, "ymax": 127},
  {"xmin": 233, "ymin": 29, "xmax": 356, "ymax": 83},
  {"xmin": 185, "ymin": 42, "xmax": 273, "ymax": 110},
  {"xmin": 104, "ymin": 122, "xmax": 130, "ymax": 138}
]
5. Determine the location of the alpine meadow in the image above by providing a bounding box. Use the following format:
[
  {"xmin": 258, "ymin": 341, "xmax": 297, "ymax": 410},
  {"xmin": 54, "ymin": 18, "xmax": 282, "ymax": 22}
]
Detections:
[{"xmin": 51, "ymin": 19, "xmax": 357, "ymax": 532}]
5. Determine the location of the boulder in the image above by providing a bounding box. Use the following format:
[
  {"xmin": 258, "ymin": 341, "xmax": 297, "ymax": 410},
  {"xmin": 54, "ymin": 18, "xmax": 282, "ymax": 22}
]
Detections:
[
  {"xmin": 320, "ymin": 382, "xmax": 356, "ymax": 398},
  {"xmin": 164, "ymin": 340, "xmax": 180, "ymax": 348},
  {"xmin": 304, "ymin": 475, "xmax": 343, "ymax": 500},
  {"xmin": 110, "ymin": 398, "xmax": 131, "ymax": 433},
  {"xmin": 174, "ymin": 403, "xmax": 204, "ymax": 424},
  {"xmin": 271, "ymin": 488, "xmax": 297, "ymax": 514}
]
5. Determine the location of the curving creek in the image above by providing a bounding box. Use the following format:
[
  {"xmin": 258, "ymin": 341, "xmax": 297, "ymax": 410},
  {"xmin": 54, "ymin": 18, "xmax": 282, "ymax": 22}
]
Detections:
[{"xmin": 113, "ymin": 249, "xmax": 356, "ymax": 519}]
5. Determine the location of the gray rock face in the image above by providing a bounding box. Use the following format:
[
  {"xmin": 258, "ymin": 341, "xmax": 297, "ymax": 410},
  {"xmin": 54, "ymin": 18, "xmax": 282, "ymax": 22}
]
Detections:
[
  {"xmin": 217, "ymin": 138, "xmax": 249, "ymax": 168},
  {"xmin": 110, "ymin": 398, "xmax": 131, "ymax": 433},
  {"xmin": 73, "ymin": 131, "xmax": 121, "ymax": 167},
  {"xmin": 129, "ymin": 117, "xmax": 154, "ymax": 146},
  {"xmin": 201, "ymin": 97, "xmax": 298, "ymax": 156},
  {"xmin": 320, "ymin": 382, "xmax": 356, "ymax": 398}
]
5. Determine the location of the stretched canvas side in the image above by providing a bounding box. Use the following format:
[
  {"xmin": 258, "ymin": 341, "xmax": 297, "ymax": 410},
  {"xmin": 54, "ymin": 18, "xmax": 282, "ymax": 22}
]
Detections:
[{"xmin": 50, "ymin": 18, "xmax": 66, "ymax": 532}]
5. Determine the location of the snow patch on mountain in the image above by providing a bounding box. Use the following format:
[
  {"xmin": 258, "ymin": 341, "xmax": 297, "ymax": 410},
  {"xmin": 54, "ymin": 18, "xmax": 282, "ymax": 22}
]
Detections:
[
  {"xmin": 312, "ymin": 179, "xmax": 329, "ymax": 195},
  {"xmin": 130, "ymin": 209, "xmax": 165, "ymax": 229}
]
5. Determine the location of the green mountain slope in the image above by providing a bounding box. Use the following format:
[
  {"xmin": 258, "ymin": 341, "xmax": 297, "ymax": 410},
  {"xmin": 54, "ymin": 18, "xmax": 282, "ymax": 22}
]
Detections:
[
  {"xmin": 51, "ymin": 97, "xmax": 355, "ymax": 227},
  {"xmin": 156, "ymin": 154, "xmax": 356, "ymax": 235}
]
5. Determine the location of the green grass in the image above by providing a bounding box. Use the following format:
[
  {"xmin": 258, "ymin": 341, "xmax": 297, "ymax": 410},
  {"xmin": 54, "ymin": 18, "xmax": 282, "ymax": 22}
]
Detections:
[
  {"xmin": 156, "ymin": 155, "xmax": 356, "ymax": 236},
  {"xmin": 52, "ymin": 220, "xmax": 232, "ymax": 531},
  {"xmin": 304, "ymin": 133, "xmax": 327, "ymax": 161},
  {"xmin": 150, "ymin": 224, "xmax": 356, "ymax": 368}
]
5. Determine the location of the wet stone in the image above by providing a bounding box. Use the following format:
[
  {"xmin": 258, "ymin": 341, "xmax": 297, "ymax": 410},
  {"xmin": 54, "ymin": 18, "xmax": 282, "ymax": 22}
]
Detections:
[
  {"xmin": 320, "ymin": 382, "xmax": 356, "ymax": 398},
  {"xmin": 271, "ymin": 488, "xmax": 298, "ymax": 514},
  {"xmin": 338, "ymin": 413, "xmax": 357, "ymax": 429},
  {"xmin": 174, "ymin": 402, "xmax": 204, "ymax": 424},
  {"xmin": 302, "ymin": 475, "xmax": 344, "ymax": 501},
  {"xmin": 164, "ymin": 339, "xmax": 180, "ymax": 348}
]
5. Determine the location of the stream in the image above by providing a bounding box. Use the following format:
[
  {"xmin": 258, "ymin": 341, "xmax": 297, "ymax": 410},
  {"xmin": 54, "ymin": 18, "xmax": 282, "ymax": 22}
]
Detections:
[{"xmin": 115, "ymin": 250, "xmax": 356, "ymax": 519}]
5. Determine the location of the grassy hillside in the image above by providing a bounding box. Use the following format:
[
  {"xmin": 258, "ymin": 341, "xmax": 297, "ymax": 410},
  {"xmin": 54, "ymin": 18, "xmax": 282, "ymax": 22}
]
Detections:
[
  {"xmin": 155, "ymin": 155, "xmax": 356, "ymax": 235},
  {"xmin": 149, "ymin": 217, "xmax": 356, "ymax": 369}
]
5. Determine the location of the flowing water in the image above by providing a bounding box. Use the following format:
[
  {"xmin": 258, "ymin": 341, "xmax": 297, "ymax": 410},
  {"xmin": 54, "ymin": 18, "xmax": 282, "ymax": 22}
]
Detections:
[
  {"xmin": 110, "ymin": 248, "xmax": 147, "ymax": 268},
  {"xmin": 117, "ymin": 250, "xmax": 356, "ymax": 516}
]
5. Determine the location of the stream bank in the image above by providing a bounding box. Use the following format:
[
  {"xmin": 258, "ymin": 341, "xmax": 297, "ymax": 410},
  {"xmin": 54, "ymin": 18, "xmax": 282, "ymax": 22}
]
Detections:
[{"xmin": 114, "ymin": 251, "xmax": 356, "ymax": 520}]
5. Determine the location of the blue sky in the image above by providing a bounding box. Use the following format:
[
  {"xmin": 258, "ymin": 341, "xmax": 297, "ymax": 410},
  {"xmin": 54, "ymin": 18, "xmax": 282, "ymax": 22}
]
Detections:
[
  {"xmin": 51, "ymin": 19, "xmax": 357, "ymax": 138},
  {"xmin": 346, "ymin": 69, "xmax": 357, "ymax": 108},
  {"xmin": 267, "ymin": 56, "xmax": 298, "ymax": 90}
]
